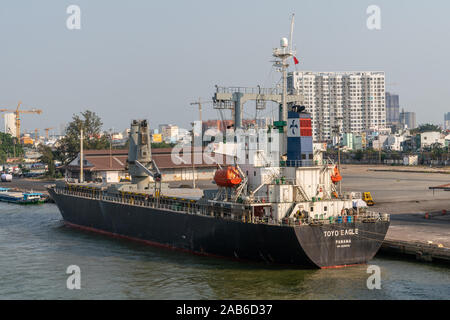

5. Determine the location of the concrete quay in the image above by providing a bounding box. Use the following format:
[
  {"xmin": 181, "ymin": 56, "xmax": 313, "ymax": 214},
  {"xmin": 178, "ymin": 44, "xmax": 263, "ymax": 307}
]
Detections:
[
  {"xmin": 380, "ymin": 211, "xmax": 450, "ymax": 263},
  {"xmin": 341, "ymin": 165, "xmax": 450, "ymax": 264},
  {"xmin": 0, "ymin": 178, "xmax": 55, "ymax": 194},
  {"xmin": 368, "ymin": 166, "xmax": 450, "ymax": 175}
]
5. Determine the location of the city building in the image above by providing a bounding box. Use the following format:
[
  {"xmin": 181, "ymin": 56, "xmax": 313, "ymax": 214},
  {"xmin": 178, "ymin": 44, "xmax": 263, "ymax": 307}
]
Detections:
[
  {"xmin": 372, "ymin": 135, "xmax": 388, "ymax": 150},
  {"xmin": 385, "ymin": 92, "xmax": 400, "ymax": 125},
  {"xmin": 288, "ymin": 71, "xmax": 386, "ymax": 142},
  {"xmin": 444, "ymin": 134, "xmax": 450, "ymax": 147},
  {"xmin": 59, "ymin": 122, "xmax": 67, "ymax": 136},
  {"xmin": 341, "ymin": 133, "xmax": 354, "ymax": 150},
  {"xmin": 401, "ymin": 135, "xmax": 419, "ymax": 152},
  {"xmin": 420, "ymin": 131, "xmax": 444, "ymax": 148},
  {"xmin": 353, "ymin": 135, "xmax": 363, "ymax": 151},
  {"xmin": 20, "ymin": 134, "xmax": 33, "ymax": 145},
  {"xmin": 201, "ymin": 119, "xmax": 258, "ymax": 134},
  {"xmin": 399, "ymin": 109, "xmax": 417, "ymax": 129},
  {"xmin": 160, "ymin": 124, "xmax": 179, "ymax": 143},
  {"xmin": 152, "ymin": 133, "xmax": 163, "ymax": 143},
  {"xmin": 4, "ymin": 113, "xmax": 16, "ymax": 137},
  {"xmin": 385, "ymin": 134, "xmax": 405, "ymax": 151},
  {"xmin": 444, "ymin": 112, "xmax": 450, "ymax": 131},
  {"xmin": 111, "ymin": 132, "xmax": 123, "ymax": 141},
  {"xmin": 122, "ymin": 128, "xmax": 130, "ymax": 139}
]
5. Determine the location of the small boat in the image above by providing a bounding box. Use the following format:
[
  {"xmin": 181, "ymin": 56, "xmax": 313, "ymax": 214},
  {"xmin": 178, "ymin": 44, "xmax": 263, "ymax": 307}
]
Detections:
[{"xmin": 0, "ymin": 188, "xmax": 46, "ymax": 204}]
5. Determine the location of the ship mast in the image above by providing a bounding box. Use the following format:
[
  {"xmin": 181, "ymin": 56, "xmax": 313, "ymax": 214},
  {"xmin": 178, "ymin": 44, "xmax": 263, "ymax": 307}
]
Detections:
[
  {"xmin": 213, "ymin": 15, "xmax": 302, "ymax": 161},
  {"xmin": 272, "ymin": 14, "xmax": 295, "ymax": 155}
]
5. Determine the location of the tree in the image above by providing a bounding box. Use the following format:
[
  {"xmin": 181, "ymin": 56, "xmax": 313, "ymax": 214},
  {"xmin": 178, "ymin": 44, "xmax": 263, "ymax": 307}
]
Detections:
[
  {"xmin": 123, "ymin": 139, "xmax": 174, "ymax": 150},
  {"xmin": 56, "ymin": 110, "xmax": 109, "ymax": 163},
  {"xmin": 430, "ymin": 143, "xmax": 444, "ymax": 161},
  {"xmin": 365, "ymin": 148, "xmax": 376, "ymax": 161},
  {"xmin": 39, "ymin": 145, "xmax": 55, "ymax": 177},
  {"xmin": 390, "ymin": 150, "xmax": 401, "ymax": 160},
  {"xmin": 354, "ymin": 150, "xmax": 364, "ymax": 161},
  {"xmin": 411, "ymin": 123, "xmax": 441, "ymax": 134},
  {"xmin": 0, "ymin": 132, "xmax": 23, "ymax": 163}
]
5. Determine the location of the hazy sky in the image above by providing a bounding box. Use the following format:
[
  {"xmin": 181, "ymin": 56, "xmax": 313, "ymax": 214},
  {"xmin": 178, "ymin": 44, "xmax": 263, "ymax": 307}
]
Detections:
[{"xmin": 1, "ymin": 0, "xmax": 449, "ymax": 134}]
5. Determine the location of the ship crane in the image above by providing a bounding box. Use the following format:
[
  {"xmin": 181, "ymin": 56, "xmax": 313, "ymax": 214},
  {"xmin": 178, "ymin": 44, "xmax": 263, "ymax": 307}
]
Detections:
[{"xmin": 127, "ymin": 120, "xmax": 162, "ymax": 196}]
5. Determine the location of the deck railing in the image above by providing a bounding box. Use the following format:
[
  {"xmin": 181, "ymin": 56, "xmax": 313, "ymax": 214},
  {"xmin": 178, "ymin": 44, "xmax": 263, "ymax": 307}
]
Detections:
[{"xmin": 52, "ymin": 186, "xmax": 390, "ymax": 227}]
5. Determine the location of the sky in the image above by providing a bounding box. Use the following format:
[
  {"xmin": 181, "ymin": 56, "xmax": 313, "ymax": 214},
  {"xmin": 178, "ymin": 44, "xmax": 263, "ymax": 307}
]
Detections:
[{"xmin": 1, "ymin": 0, "xmax": 449, "ymax": 135}]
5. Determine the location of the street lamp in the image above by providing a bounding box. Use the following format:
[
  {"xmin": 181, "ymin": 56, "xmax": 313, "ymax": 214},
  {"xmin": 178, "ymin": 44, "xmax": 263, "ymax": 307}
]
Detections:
[{"xmin": 108, "ymin": 129, "xmax": 113, "ymax": 168}]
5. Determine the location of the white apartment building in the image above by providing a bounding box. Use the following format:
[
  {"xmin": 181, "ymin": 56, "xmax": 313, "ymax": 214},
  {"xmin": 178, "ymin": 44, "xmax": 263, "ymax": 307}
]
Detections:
[
  {"xmin": 372, "ymin": 135, "xmax": 388, "ymax": 150},
  {"xmin": 161, "ymin": 124, "xmax": 179, "ymax": 143},
  {"xmin": 420, "ymin": 131, "xmax": 444, "ymax": 148},
  {"xmin": 386, "ymin": 135, "xmax": 405, "ymax": 151},
  {"xmin": 4, "ymin": 113, "xmax": 16, "ymax": 137},
  {"xmin": 288, "ymin": 71, "xmax": 386, "ymax": 141}
]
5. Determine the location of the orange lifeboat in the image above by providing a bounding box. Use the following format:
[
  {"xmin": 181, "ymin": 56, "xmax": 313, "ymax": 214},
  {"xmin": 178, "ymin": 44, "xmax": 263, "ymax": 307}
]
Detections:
[
  {"xmin": 214, "ymin": 166, "xmax": 242, "ymax": 187},
  {"xmin": 331, "ymin": 165, "xmax": 342, "ymax": 184}
]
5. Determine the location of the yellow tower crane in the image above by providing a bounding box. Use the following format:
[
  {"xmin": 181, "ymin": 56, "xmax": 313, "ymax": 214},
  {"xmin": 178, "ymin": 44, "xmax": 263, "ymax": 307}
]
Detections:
[
  {"xmin": 44, "ymin": 127, "xmax": 54, "ymax": 140},
  {"xmin": 0, "ymin": 101, "xmax": 43, "ymax": 139}
]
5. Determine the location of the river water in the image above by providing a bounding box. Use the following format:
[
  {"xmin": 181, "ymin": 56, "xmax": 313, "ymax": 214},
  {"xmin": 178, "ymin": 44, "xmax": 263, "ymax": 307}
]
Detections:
[{"xmin": 0, "ymin": 203, "xmax": 449, "ymax": 300}]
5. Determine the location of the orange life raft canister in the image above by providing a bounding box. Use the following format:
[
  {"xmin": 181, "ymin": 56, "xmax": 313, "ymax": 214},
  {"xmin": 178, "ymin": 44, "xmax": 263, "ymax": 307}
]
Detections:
[
  {"xmin": 214, "ymin": 166, "xmax": 242, "ymax": 187},
  {"xmin": 331, "ymin": 166, "xmax": 342, "ymax": 183}
]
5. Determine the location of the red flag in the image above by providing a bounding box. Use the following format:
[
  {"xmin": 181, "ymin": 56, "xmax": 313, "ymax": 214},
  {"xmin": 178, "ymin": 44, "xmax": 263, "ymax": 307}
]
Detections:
[{"xmin": 293, "ymin": 56, "xmax": 299, "ymax": 65}]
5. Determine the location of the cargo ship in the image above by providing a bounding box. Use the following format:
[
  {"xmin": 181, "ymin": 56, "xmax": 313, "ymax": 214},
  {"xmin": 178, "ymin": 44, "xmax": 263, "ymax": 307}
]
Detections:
[{"xmin": 48, "ymin": 35, "xmax": 390, "ymax": 268}]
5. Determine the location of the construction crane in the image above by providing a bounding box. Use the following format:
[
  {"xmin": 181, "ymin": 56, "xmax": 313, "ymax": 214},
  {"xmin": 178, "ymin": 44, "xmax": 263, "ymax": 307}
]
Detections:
[
  {"xmin": 190, "ymin": 98, "xmax": 216, "ymax": 123},
  {"xmin": 44, "ymin": 127, "xmax": 54, "ymax": 140},
  {"xmin": 0, "ymin": 101, "xmax": 43, "ymax": 139}
]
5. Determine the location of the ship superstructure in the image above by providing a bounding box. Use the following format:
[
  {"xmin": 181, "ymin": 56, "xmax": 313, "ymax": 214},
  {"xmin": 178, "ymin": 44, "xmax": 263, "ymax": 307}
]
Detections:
[{"xmin": 206, "ymin": 36, "xmax": 361, "ymax": 225}]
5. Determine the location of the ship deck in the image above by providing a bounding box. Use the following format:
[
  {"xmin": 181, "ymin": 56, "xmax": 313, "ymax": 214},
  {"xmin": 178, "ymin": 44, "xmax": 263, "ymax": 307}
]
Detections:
[{"xmin": 50, "ymin": 184, "xmax": 390, "ymax": 228}]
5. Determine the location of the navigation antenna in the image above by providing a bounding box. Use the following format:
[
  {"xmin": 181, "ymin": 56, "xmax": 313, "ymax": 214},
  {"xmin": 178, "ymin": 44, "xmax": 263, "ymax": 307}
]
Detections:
[
  {"xmin": 289, "ymin": 13, "xmax": 299, "ymax": 72},
  {"xmin": 272, "ymin": 13, "xmax": 296, "ymax": 155},
  {"xmin": 289, "ymin": 13, "xmax": 295, "ymax": 53}
]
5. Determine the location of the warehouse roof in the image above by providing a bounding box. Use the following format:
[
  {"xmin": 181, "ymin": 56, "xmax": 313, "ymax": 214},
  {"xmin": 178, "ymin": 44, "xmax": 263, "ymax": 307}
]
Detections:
[{"xmin": 65, "ymin": 148, "xmax": 219, "ymax": 172}]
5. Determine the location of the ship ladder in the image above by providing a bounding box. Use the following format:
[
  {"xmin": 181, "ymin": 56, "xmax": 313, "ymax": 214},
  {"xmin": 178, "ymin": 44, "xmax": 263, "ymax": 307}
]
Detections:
[
  {"xmin": 284, "ymin": 202, "xmax": 298, "ymax": 219},
  {"xmin": 294, "ymin": 185, "xmax": 310, "ymax": 202}
]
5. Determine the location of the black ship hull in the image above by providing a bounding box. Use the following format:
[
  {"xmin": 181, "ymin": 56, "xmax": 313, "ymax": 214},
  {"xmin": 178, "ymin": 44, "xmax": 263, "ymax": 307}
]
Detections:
[{"xmin": 49, "ymin": 189, "xmax": 389, "ymax": 268}]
